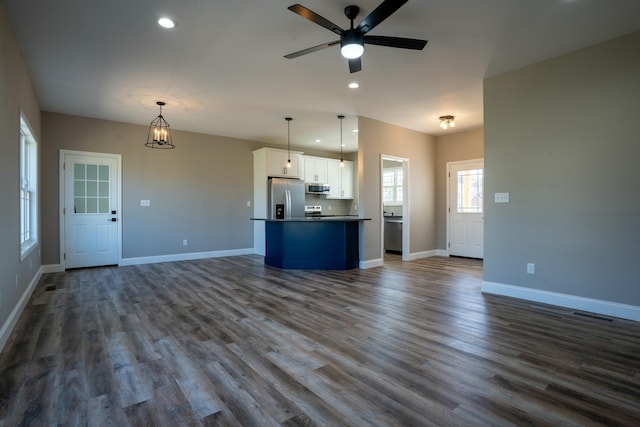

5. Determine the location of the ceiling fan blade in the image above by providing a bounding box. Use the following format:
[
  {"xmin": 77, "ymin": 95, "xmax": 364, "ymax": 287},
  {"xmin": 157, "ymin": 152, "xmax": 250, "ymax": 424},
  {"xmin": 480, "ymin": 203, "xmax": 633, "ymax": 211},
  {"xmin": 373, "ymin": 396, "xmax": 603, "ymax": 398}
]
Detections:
[
  {"xmin": 355, "ymin": 0, "xmax": 409, "ymax": 34},
  {"xmin": 349, "ymin": 57, "xmax": 362, "ymax": 73},
  {"xmin": 288, "ymin": 4, "xmax": 344, "ymax": 35},
  {"xmin": 364, "ymin": 35, "xmax": 427, "ymax": 50},
  {"xmin": 284, "ymin": 41, "xmax": 340, "ymax": 59}
]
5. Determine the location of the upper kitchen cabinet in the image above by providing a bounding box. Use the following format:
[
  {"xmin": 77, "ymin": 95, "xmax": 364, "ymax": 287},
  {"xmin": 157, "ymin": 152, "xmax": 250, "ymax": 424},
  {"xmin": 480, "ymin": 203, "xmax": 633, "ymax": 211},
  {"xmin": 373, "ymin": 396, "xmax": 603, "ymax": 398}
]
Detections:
[
  {"xmin": 303, "ymin": 156, "xmax": 328, "ymax": 183},
  {"xmin": 256, "ymin": 147, "xmax": 303, "ymax": 178},
  {"xmin": 327, "ymin": 159, "xmax": 354, "ymax": 199}
]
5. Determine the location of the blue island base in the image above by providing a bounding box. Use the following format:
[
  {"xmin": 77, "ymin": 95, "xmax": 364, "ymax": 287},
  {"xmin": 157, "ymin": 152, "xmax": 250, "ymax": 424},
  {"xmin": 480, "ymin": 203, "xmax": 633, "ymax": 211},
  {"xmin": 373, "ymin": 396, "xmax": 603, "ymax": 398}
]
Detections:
[{"xmin": 265, "ymin": 220, "xmax": 360, "ymax": 270}]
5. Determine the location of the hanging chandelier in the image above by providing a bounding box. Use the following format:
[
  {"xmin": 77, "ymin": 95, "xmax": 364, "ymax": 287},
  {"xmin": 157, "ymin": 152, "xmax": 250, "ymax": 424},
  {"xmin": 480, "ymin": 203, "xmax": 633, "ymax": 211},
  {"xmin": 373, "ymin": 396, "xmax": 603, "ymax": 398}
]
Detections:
[
  {"xmin": 146, "ymin": 101, "xmax": 175, "ymax": 149},
  {"xmin": 439, "ymin": 115, "xmax": 456, "ymax": 130}
]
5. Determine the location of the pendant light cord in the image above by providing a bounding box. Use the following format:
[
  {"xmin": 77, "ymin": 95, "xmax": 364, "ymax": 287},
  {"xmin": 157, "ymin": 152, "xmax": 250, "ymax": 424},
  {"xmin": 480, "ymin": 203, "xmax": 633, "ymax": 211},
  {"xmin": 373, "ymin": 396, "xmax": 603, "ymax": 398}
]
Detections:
[
  {"xmin": 338, "ymin": 115, "xmax": 345, "ymax": 166},
  {"xmin": 285, "ymin": 117, "xmax": 292, "ymax": 168}
]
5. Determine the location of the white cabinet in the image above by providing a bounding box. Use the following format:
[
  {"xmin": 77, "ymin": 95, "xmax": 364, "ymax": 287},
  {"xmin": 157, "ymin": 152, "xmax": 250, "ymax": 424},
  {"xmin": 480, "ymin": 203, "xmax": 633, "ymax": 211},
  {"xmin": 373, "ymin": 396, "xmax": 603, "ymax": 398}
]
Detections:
[
  {"xmin": 303, "ymin": 156, "xmax": 328, "ymax": 183},
  {"xmin": 327, "ymin": 159, "xmax": 354, "ymax": 199},
  {"xmin": 264, "ymin": 148, "xmax": 302, "ymax": 178}
]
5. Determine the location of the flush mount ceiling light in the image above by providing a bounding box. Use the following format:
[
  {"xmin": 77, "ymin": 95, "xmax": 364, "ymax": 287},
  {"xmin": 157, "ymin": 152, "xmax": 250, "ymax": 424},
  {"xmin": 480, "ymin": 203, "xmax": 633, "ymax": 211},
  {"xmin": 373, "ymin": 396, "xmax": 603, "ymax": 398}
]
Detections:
[
  {"xmin": 146, "ymin": 101, "xmax": 175, "ymax": 149},
  {"xmin": 348, "ymin": 82, "xmax": 360, "ymax": 89},
  {"xmin": 285, "ymin": 117, "xmax": 293, "ymax": 168},
  {"xmin": 439, "ymin": 115, "xmax": 456, "ymax": 130},
  {"xmin": 338, "ymin": 115, "xmax": 345, "ymax": 167},
  {"xmin": 158, "ymin": 17, "xmax": 175, "ymax": 29}
]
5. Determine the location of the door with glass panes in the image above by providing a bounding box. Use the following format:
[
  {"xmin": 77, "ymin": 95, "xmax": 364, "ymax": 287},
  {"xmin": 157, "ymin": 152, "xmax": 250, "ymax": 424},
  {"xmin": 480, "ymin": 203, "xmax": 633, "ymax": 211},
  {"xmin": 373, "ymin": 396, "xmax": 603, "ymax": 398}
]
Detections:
[
  {"xmin": 63, "ymin": 152, "xmax": 120, "ymax": 268},
  {"xmin": 448, "ymin": 160, "xmax": 484, "ymax": 259}
]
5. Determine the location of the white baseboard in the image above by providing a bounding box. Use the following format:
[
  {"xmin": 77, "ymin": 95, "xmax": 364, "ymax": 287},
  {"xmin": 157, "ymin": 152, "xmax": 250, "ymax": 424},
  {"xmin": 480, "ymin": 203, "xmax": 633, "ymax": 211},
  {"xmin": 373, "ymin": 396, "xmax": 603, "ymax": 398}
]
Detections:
[
  {"xmin": 482, "ymin": 281, "xmax": 640, "ymax": 322},
  {"xmin": 407, "ymin": 249, "xmax": 447, "ymax": 260},
  {"xmin": 41, "ymin": 264, "xmax": 64, "ymax": 273},
  {"xmin": 360, "ymin": 258, "xmax": 383, "ymax": 269},
  {"xmin": 0, "ymin": 266, "xmax": 43, "ymax": 352},
  {"xmin": 119, "ymin": 248, "xmax": 255, "ymax": 266}
]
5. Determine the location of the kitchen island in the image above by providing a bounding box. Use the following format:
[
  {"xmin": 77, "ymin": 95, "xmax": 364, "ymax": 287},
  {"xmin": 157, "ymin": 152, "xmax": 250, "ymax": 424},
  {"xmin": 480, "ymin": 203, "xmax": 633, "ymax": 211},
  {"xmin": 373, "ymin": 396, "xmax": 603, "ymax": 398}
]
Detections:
[{"xmin": 252, "ymin": 217, "xmax": 369, "ymax": 270}]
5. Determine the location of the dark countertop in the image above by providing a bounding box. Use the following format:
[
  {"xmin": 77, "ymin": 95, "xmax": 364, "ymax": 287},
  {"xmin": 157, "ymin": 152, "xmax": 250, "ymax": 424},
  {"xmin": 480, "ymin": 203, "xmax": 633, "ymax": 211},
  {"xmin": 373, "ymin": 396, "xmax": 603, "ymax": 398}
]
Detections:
[{"xmin": 252, "ymin": 216, "xmax": 370, "ymax": 222}]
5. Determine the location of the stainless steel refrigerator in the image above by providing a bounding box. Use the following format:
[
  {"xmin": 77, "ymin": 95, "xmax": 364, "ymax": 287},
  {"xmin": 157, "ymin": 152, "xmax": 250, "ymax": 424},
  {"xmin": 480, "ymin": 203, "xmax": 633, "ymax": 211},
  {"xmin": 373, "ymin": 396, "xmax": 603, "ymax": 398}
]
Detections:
[{"xmin": 268, "ymin": 177, "xmax": 305, "ymax": 219}]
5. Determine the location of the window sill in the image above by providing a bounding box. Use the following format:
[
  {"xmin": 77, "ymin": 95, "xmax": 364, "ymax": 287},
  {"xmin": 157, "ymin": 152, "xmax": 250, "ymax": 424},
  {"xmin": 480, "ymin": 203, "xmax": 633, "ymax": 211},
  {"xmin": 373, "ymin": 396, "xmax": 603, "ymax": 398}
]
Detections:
[{"xmin": 20, "ymin": 241, "xmax": 38, "ymax": 262}]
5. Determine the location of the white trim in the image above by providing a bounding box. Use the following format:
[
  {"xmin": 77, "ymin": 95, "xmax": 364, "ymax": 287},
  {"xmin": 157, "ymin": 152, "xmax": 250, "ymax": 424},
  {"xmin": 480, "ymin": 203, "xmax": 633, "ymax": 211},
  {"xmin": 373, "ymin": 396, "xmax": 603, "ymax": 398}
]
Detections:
[
  {"xmin": 360, "ymin": 258, "xmax": 383, "ymax": 269},
  {"xmin": 119, "ymin": 248, "xmax": 254, "ymax": 266},
  {"xmin": 0, "ymin": 266, "xmax": 42, "ymax": 352},
  {"xmin": 406, "ymin": 249, "xmax": 447, "ymax": 261},
  {"xmin": 481, "ymin": 281, "xmax": 640, "ymax": 322},
  {"xmin": 59, "ymin": 150, "xmax": 123, "ymax": 270},
  {"xmin": 41, "ymin": 264, "xmax": 64, "ymax": 273},
  {"xmin": 446, "ymin": 158, "xmax": 484, "ymax": 259}
]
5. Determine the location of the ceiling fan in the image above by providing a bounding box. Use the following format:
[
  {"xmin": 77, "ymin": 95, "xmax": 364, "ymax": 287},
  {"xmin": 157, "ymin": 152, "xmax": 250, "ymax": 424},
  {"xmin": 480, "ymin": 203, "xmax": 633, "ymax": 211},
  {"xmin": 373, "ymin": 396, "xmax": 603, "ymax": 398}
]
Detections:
[{"xmin": 284, "ymin": 0, "xmax": 428, "ymax": 73}]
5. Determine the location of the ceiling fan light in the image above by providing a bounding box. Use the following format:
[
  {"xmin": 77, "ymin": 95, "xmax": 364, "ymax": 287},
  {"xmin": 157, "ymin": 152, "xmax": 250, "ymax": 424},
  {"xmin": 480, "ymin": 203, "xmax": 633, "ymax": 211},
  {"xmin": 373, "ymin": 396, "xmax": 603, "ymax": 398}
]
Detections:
[
  {"xmin": 341, "ymin": 30, "xmax": 364, "ymax": 59},
  {"xmin": 341, "ymin": 43, "xmax": 364, "ymax": 59}
]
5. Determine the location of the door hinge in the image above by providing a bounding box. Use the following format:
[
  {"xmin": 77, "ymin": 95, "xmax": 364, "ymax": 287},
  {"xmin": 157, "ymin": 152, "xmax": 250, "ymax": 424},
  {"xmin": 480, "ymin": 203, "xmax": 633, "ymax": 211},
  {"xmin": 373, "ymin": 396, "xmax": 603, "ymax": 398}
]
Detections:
[
  {"xmin": 63, "ymin": 253, "xmax": 66, "ymax": 260},
  {"xmin": 63, "ymin": 207, "xmax": 65, "ymax": 215},
  {"xmin": 448, "ymin": 242, "xmax": 450, "ymax": 248},
  {"xmin": 63, "ymin": 162, "xmax": 66, "ymax": 170}
]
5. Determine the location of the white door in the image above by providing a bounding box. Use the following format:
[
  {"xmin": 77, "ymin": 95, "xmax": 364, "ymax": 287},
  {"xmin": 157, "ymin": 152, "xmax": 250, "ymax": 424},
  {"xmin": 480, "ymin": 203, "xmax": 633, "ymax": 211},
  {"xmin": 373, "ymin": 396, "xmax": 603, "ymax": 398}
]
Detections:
[
  {"xmin": 448, "ymin": 160, "xmax": 484, "ymax": 259},
  {"xmin": 63, "ymin": 152, "xmax": 120, "ymax": 268}
]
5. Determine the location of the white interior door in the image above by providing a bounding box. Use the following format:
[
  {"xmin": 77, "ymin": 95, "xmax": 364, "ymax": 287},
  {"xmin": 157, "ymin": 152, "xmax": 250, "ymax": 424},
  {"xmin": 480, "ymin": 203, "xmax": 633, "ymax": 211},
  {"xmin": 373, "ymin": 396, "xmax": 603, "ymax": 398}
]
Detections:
[
  {"xmin": 448, "ymin": 160, "xmax": 484, "ymax": 259},
  {"xmin": 62, "ymin": 152, "xmax": 120, "ymax": 268}
]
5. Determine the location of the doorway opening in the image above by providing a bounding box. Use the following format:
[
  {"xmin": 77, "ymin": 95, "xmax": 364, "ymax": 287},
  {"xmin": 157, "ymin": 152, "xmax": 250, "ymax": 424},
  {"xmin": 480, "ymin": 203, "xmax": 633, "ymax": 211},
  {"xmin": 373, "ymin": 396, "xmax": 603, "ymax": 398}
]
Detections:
[{"xmin": 381, "ymin": 155, "xmax": 410, "ymax": 262}]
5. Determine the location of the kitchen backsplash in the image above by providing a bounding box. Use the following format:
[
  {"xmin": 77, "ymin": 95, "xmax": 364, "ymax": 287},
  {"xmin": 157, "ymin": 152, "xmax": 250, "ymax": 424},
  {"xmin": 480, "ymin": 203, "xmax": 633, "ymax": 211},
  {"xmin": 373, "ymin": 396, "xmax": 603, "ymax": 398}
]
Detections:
[
  {"xmin": 305, "ymin": 195, "xmax": 356, "ymax": 216},
  {"xmin": 383, "ymin": 205, "xmax": 402, "ymax": 217}
]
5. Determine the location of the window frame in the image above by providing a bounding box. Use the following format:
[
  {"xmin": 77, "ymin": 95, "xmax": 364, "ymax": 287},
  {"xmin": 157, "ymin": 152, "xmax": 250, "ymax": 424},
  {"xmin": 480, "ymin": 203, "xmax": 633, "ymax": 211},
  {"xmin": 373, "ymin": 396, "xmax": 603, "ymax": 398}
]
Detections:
[
  {"xmin": 19, "ymin": 112, "xmax": 38, "ymax": 260},
  {"xmin": 383, "ymin": 167, "xmax": 403, "ymax": 205}
]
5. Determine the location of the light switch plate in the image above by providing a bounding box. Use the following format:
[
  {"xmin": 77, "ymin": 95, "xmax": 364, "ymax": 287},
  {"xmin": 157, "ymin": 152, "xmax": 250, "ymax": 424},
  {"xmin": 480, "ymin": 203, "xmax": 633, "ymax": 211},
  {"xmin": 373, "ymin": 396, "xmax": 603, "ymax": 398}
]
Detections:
[{"xmin": 494, "ymin": 192, "xmax": 510, "ymax": 203}]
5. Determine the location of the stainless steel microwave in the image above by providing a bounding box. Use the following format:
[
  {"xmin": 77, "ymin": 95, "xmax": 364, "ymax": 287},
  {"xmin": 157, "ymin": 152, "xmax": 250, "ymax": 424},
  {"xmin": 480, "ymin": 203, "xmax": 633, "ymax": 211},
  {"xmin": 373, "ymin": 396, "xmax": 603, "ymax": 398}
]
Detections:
[{"xmin": 306, "ymin": 183, "xmax": 330, "ymax": 194}]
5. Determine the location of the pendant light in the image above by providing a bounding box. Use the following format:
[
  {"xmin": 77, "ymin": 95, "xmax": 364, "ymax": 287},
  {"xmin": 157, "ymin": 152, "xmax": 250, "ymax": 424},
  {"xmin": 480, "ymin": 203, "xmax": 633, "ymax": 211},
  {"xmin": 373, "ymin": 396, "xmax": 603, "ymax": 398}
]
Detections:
[
  {"xmin": 146, "ymin": 101, "xmax": 175, "ymax": 149},
  {"xmin": 338, "ymin": 115, "xmax": 345, "ymax": 167},
  {"xmin": 285, "ymin": 117, "xmax": 293, "ymax": 169}
]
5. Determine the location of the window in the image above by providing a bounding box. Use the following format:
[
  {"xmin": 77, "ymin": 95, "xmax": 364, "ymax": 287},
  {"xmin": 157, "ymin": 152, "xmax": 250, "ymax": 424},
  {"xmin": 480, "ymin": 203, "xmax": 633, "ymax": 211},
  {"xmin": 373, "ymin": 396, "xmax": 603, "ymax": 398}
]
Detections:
[
  {"xmin": 383, "ymin": 167, "xmax": 403, "ymax": 203},
  {"xmin": 20, "ymin": 113, "xmax": 38, "ymax": 259},
  {"xmin": 456, "ymin": 168, "xmax": 483, "ymax": 213}
]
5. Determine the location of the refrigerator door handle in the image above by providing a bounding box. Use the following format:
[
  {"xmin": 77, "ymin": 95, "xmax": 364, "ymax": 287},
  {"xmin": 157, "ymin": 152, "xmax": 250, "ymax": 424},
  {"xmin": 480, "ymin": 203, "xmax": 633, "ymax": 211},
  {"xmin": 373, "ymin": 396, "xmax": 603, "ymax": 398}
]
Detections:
[{"xmin": 285, "ymin": 190, "xmax": 291, "ymax": 219}]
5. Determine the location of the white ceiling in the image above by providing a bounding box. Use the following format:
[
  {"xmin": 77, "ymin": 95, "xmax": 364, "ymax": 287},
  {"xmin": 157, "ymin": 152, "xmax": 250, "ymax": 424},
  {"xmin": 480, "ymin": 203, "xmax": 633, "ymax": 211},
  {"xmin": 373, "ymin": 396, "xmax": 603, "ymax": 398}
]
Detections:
[{"xmin": 3, "ymin": 0, "xmax": 640, "ymax": 153}]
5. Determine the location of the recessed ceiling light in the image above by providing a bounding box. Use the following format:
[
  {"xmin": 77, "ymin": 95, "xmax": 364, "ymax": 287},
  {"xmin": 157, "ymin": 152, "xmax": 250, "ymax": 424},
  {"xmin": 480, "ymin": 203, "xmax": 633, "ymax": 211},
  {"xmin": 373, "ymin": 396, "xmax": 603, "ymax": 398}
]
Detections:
[
  {"xmin": 352, "ymin": 129, "xmax": 359, "ymax": 133},
  {"xmin": 315, "ymin": 139, "xmax": 321, "ymax": 143},
  {"xmin": 348, "ymin": 82, "xmax": 359, "ymax": 89},
  {"xmin": 158, "ymin": 17, "xmax": 176, "ymax": 29}
]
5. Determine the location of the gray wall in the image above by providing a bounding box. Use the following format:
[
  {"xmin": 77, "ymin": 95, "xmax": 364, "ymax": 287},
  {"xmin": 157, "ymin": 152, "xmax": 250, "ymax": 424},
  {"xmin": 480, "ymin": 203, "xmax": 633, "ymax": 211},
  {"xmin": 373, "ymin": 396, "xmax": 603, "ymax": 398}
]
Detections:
[
  {"xmin": 0, "ymin": 5, "xmax": 42, "ymax": 341},
  {"xmin": 435, "ymin": 128, "xmax": 484, "ymax": 250},
  {"xmin": 41, "ymin": 113, "xmax": 262, "ymax": 264},
  {"xmin": 484, "ymin": 31, "xmax": 640, "ymax": 305},
  {"xmin": 358, "ymin": 117, "xmax": 437, "ymax": 262}
]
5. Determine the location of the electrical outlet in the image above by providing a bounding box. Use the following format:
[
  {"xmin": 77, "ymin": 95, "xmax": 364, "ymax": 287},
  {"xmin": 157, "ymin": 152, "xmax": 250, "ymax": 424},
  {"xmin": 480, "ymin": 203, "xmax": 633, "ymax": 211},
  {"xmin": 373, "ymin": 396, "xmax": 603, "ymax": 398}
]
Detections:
[
  {"xmin": 183, "ymin": 239, "xmax": 188, "ymax": 246},
  {"xmin": 527, "ymin": 263, "xmax": 535, "ymax": 275},
  {"xmin": 140, "ymin": 199, "xmax": 151, "ymax": 207},
  {"xmin": 247, "ymin": 200, "xmax": 251, "ymax": 207},
  {"xmin": 328, "ymin": 205, "xmax": 332, "ymax": 211}
]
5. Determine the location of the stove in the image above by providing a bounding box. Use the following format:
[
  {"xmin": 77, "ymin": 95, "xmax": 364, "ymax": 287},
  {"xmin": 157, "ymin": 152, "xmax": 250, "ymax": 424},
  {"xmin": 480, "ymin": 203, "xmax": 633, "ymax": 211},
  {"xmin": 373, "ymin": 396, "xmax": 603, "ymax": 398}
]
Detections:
[{"xmin": 304, "ymin": 205, "xmax": 322, "ymax": 217}]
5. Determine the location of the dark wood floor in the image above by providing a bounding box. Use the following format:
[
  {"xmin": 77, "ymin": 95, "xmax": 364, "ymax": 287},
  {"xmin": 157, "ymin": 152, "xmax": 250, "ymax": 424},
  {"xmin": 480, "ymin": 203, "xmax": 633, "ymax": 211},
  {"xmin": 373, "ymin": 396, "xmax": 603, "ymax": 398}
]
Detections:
[{"xmin": 1, "ymin": 255, "xmax": 640, "ymax": 426}]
